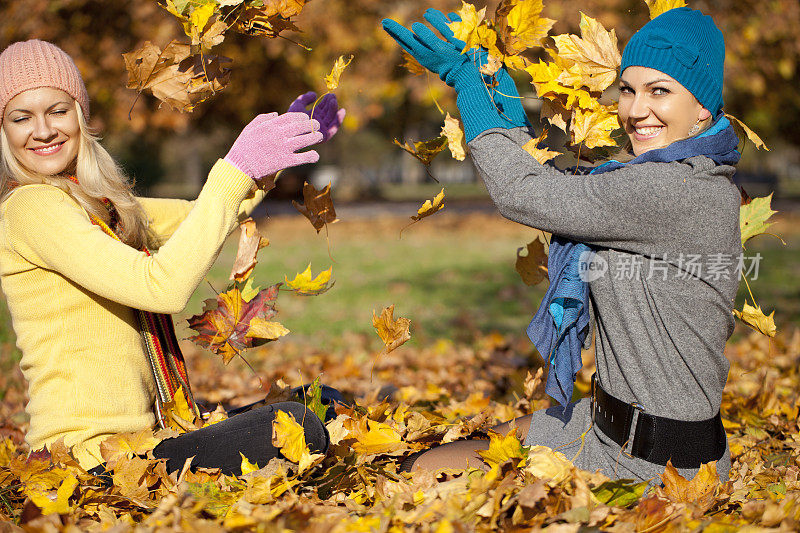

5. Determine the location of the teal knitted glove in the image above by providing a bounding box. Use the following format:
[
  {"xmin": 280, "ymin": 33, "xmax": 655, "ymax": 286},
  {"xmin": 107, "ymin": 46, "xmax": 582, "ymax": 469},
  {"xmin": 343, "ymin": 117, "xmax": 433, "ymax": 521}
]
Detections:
[{"xmin": 382, "ymin": 12, "xmax": 529, "ymax": 141}]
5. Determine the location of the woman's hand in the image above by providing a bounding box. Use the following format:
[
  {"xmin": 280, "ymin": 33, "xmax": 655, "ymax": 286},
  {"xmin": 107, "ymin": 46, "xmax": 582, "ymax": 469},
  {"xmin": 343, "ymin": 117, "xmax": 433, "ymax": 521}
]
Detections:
[
  {"xmin": 288, "ymin": 92, "xmax": 346, "ymax": 141},
  {"xmin": 224, "ymin": 112, "xmax": 323, "ymax": 182}
]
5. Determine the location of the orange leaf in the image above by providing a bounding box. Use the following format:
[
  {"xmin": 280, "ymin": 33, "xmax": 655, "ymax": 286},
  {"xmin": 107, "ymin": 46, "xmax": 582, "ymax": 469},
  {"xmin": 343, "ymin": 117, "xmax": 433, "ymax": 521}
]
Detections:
[
  {"xmin": 292, "ymin": 181, "xmax": 338, "ymax": 233},
  {"xmin": 660, "ymin": 460, "xmax": 720, "ymax": 514},
  {"xmin": 372, "ymin": 304, "xmax": 411, "ymax": 354}
]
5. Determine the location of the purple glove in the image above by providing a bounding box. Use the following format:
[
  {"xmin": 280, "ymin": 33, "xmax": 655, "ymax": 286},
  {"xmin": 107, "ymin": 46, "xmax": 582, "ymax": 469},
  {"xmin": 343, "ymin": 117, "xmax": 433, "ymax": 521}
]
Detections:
[
  {"xmin": 287, "ymin": 91, "xmax": 346, "ymax": 141},
  {"xmin": 224, "ymin": 112, "xmax": 323, "ymax": 181}
]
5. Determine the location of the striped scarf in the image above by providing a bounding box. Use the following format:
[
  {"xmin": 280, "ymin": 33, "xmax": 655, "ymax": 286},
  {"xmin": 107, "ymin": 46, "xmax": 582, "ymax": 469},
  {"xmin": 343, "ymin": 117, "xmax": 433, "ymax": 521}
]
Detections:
[{"xmin": 65, "ymin": 177, "xmax": 201, "ymax": 427}]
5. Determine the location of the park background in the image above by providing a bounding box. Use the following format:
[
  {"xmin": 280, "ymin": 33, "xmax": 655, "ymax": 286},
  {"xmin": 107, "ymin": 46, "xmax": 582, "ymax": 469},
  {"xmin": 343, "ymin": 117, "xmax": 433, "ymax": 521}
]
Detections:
[{"xmin": 0, "ymin": 0, "xmax": 799, "ymax": 530}]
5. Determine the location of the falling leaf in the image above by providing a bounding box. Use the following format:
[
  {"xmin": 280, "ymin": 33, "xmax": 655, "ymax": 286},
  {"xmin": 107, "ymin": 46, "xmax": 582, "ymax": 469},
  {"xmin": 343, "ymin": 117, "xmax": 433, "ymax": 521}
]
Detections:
[
  {"xmin": 393, "ymin": 136, "xmax": 448, "ymax": 166},
  {"xmin": 498, "ymin": 0, "xmax": 556, "ymax": 55},
  {"xmin": 230, "ymin": 218, "xmax": 269, "ymax": 282},
  {"xmin": 515, "ymin": 235, "xmax": 548, "ymax": 285},
  {"xmin": 660, "ymin": 460, "xmax": 720, "ymax": 514},
  {"xmin": 645, "ymin": 0, "xmax": 687, "ymax": 19},
  {"xmin": 123, "ymin": 40, "xmax": 231, "ymax": 113},
  {"xmin": 284, "ymin": 264, "xmax": 334, "ymax": 296},
  {"xmin": 401, "ymin": 50, "xmax": 426, "ymax": 76},
  {"xmin": 449, "ymin": 1, "xmax": 488, "ymax": 53},
  {"xmin": 740, "ymin": 193, "xmax": 777, "ymax": 245},
  {"xmin": 726, "ymin": 114, "xmax": 769, "ymax": 152},
  {"xmin": 325, "ymin": 55, "xmax": 353, "ymax": 91},
  {"xmin": 441, "ymin": 114, "xmax": 466, "ymax": 161},
  {"xmin": 592, "ymin": 478, "xmax": 649, "ymax": 507},
  {"xmin": 521, "ymin": 130, "xmax": 561, "ymax": 164},
  {"xmin": 551, "ymin": 13, "xmax": 621, "ymax": 93},
  {"xmin": 292, "ymin": 182, "xmax": 338, "ymax": 233},
  {"xmin": 411, "ymin": 188, "xmax": 446, "ymax": 222},
  {"xmin": 372, "ymin": 304, "xmax": 411, "ymax": 354},
  {"xmin": 187, "ymin": 284, "xmax": 287, "ymax": 364},
  {"xmin": 570, "ymin": 104, "xmax": 620, "ymax": 149},
  {"xmin": 272, "ymin": 410, "xmax": 324, "ymax": 473},
  {"xmin": 733, "ymin": 301, "xmax": 777, "ymax": 338}
]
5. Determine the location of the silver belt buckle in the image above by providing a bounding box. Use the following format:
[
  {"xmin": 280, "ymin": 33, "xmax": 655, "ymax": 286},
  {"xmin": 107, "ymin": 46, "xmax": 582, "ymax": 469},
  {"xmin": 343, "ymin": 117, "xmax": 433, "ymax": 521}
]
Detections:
[{"xmin": 624, "ymin": 401, "xmax": 647, "ymax": 455}]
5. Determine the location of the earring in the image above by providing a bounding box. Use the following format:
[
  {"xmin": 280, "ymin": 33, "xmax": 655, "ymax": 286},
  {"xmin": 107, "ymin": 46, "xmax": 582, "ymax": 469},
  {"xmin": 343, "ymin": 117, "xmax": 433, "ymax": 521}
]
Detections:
[{"xmin": 688, "ymin": 119, "xmax": 701, "ymax": 135}]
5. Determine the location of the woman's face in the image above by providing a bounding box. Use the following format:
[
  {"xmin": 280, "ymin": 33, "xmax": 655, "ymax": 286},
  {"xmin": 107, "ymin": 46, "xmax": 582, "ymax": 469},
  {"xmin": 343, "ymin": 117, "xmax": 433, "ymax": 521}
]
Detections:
[
  {"xmin": 617, "ymin": 66, "xmax": 712, "ymax": 156},
  {"xmin": 2, "ymin": 87, "xmax": 80, "ymax": 176}
]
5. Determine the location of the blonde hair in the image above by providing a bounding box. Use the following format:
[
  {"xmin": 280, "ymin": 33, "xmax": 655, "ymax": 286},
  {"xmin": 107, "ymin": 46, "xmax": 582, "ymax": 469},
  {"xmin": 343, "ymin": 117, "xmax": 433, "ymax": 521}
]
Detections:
[{"xmin": 0, "ymin": 100, "xmax": 153, "ymax": 249}]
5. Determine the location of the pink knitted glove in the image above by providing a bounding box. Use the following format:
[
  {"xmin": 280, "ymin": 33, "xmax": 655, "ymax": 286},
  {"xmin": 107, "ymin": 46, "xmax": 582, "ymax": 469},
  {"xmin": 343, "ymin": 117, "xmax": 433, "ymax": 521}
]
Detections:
[{"xmin": 224, "ymin": 112, "xmax": 323, "ymax": 181}]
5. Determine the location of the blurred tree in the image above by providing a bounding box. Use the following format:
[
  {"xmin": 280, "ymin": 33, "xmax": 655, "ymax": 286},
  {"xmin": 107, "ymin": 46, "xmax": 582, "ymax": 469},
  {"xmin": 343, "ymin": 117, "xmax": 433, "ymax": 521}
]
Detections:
[{"xmin": 0, "ymin": 0, "xmax": 797, "ymax": 191}]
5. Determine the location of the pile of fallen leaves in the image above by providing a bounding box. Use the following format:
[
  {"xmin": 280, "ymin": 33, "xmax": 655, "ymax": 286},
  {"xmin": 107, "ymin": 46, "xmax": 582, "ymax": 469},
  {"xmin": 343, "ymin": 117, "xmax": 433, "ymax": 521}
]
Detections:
[{"xmin": 2, "ymin": 327, "xmax": 799, "ymax": 531}]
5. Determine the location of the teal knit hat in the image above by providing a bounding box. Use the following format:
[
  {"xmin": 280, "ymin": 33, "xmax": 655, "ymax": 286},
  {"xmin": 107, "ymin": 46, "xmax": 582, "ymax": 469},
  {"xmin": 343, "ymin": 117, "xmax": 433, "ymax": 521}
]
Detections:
[{"xmin": 621, "ymin": 7, "xmax": 725, "ymax": 116}]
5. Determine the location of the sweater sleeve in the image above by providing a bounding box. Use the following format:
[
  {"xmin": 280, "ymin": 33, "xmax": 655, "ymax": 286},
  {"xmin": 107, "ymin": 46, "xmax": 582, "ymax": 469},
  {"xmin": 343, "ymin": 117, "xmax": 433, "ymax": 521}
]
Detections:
[
  {"xmin": 137, "ymin": 188, "xmax": 267, "ymax": 248},
  {"xmin": 3, "ymin": 159, "xmax": 253, "ymax": 314},
  {"xmin": 468, "ymin": 128, "xmax": 739, "ymax": 254}
]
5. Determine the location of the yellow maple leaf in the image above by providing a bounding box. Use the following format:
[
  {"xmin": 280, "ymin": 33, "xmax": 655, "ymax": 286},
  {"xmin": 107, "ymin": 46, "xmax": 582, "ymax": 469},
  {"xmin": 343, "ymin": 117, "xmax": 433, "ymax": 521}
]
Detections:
[
  {"xmin": 571, "ymin": 104, "xmax": 620, "ymax": 149},
  {"xmin": 525, "ymin": 60, "xmax": 596, "ymax": 109},
  {"xmin": 660, "ymin": 460, "xmax": 720, "ymax": 514},
  {"xmin": 162, "ymin": 385, "xmax": 198, "ymax": 432},
  {"xmin": 506, "ymin": 0, "xmax": 556, "ymax": 53},
  {"xmin": 99, "ymin": 429, "xmax": 162, "ymax": 465},
  {"xmin": 645, "ymin": 0, "xmax": 687, "ymax": 19},
  {"xmin": 394, "ymin": 136, "xmax": 448, "ymax": 166},
  {"xmin": 733, "ymin": 301, "xmax": 777, "ymax": 338},
  {"xmin": 240, "ymin": 453, "xmax": 260, "ymax": 475},
  {"xmin": 412, "ymin": 188, "xmax": 446, "ymax": 221},
  {"xmin": 441, "ymin": 114, "xmax": 466, "ymax": 161},
  {"xmin": 551, "ymin": 12, "xmax": 621, "ymax": 93},
  {"xmin": 324, "ymin": 55, "xmax": 353, "ymax": 91},
  {"xmin": 26, "ymin": 473, "xmax": 78, "ymax": 516},
  {"xmin": 521, "ymin": 129, "xmax": 561, "ymax": 164},
  {"xmin": 478, "ymin": 429, "xmax": 527, "ymax": 479},
  {"xmin": 271, "ymin": 410, "xmax": 323, "ymax": 473},
  {"xmin": 348, "ymin": 418, "xmax": 403, "ymax": 455},
  {"xmin": 372, "ymin": 304, "xmax": 412, "ymax": 354},
  {"xmin": 523, "ymin": 445, "xmax": 573, "ymax": 486},
  {"xmin": 449, "ymin": 1, "xmax": 488, "ymax": 53},
  {"xmin": 246, "ymin": 318, "xmax": 290, "ymax": 342},
  {"xmin": 284, "ymin": 264, "xmax": 334, "ymax": 295}
]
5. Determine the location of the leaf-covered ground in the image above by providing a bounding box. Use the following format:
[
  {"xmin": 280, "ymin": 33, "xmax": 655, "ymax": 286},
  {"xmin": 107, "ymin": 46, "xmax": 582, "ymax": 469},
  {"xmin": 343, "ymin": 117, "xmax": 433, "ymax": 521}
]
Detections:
[
  {"xmin": 2, "ymin": 327, "xmax": 799, "ymax": 531},
  {"xmin": 1, "ymin": 211, "xmax": 798, "ymax": 531}
]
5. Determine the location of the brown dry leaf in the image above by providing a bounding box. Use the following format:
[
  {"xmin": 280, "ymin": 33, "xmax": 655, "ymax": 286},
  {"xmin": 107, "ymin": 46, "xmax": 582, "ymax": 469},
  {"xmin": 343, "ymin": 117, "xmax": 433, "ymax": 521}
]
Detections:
[
  {"xmin": 123, "ymin": 40, "xmax": 231, "ymax": 113},
  {"xmin": 230, "ymin": 218, "xmax": 269, "ymax": 282},
  {"xmin": 411, "ymin": 188, "xmax": 446, "ymax": 222},
  {"xmin": 733, "ymin": 301, "xmax": 777, "ymax": 338},
  {"xmin": 393, "ymin": 136, "xmax": 448, "ymax": 166},
  {"xmin": 645, "ymin": 0, "xmax": 687, "ymax": 19},
  {"xmin": 660, "ymin": 460, "xmax": 720, "ymax": 514},
  {"xmin": 726, "ymin": 113, "xmax": 770, "ymax": 152},
  {"xmin": 258, "ymin": 0, "xmax": 308, "ymax": 19},
  {"xmin": 571, "ymin": 104, "xmax": 620, "ymax": 149},
  {"xmin": 234, "ymin": 7, "xmax": 301, "ymax": 38},
  {"xmin": 201, "ymin": 20, "xmax": 228, "ymax": 49},
  {"xmin": 372, "ymin": 304, "xmax": 411, "ymax": 354},
  {"xmin": 325, "ymin": 55, "xmax": 354, "ymax": 91},
  {"xmin": 551, "ymin": 13, "xmax": 621, "ymax": 93},
  {"xmin": 521, "ymin": 129, "xmax": 561, "ymax": 164},
  {"xmin": 479, "ymin": 54, "xmax": 504, "ymax": 76},
  {"xmin": 401, "ymin": 50, "xmax": 426, "ymax": 76},
  {"xmin": 292, "ymin": 182, "xmax": 338, "ymax": 233},
  {"xmin": 515, "ymin": 235, "xmax": 548, "ymax": 285},
  {"xmin": 441, "ymin": 114, "xmax": 466, "ymax": 161}
]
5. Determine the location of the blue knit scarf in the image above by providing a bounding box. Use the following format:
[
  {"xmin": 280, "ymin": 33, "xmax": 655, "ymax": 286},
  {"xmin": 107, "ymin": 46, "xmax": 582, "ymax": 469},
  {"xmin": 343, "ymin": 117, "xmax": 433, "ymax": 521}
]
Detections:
[{"xmin": 527, "ymin": 116, "xmax": 740, "ymax": 407}]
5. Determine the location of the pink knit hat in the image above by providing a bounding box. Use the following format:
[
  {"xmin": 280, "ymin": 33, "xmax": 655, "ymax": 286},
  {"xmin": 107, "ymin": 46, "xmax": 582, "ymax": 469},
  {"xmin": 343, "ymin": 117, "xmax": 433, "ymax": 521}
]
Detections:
[{"xmin": 0, "ymin": 39, "xmax": 90, "ymax": 128}]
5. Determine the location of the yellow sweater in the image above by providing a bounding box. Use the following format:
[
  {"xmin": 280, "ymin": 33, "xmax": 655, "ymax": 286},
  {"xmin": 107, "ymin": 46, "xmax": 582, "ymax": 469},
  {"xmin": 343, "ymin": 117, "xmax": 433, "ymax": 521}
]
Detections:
[{"xmin": 0, "ymin": 160, "xmax": 259, "ymax": 468}]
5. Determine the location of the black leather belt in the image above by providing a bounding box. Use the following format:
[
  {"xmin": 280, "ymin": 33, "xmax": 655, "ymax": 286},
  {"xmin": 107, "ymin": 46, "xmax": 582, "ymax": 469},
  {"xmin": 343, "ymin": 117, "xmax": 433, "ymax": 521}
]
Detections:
[{"xmin": 591, "ymin": 374, "xmax": 726, "ymax": 468}]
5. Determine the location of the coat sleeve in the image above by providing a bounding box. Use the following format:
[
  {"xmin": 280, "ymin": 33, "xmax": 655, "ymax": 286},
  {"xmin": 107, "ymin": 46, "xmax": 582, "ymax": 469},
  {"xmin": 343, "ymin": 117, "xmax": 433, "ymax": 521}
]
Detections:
[
  {"xmin": 467, "ymin": 128, "xmax": 740, "ymax": 254},
  {"xmin": 3, "ymin": 159, "xmax": 254, "ymax": 314}
]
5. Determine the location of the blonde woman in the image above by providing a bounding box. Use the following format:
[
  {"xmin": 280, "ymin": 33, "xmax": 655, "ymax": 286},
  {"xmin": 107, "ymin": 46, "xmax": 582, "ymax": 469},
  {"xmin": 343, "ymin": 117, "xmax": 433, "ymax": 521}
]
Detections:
[{"xmin": 0, "ymin": 40, "xmax": 335, "ymax": 475}]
